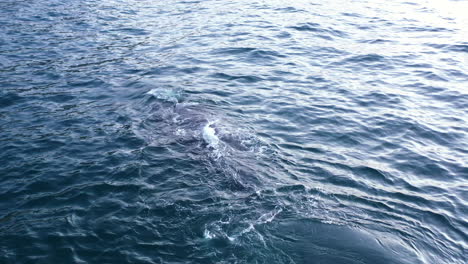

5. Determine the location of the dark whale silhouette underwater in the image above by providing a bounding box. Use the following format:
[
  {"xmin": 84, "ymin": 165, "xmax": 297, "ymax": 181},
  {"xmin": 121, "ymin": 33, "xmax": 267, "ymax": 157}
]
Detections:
[{"xmin": 142, "ymin": 87, "xmax": 422, "ymax": 264}]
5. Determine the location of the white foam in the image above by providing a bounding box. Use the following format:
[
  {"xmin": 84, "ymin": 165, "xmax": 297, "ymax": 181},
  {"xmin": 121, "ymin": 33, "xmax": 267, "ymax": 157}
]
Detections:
[
  {"xmin": 147, "ymin": 88, "xmax": 180, "ymax": 103},
  {"xmin": 175, "ymin": 128, "xmax": 186, "ymax": 136},
  {"xmin": 203, "ymin": 121, "xmax": 219, "ymax": 149},
  {"xmin": 203, "ymin": 229, "xmax": 215, "ymax": 239},
  {"xmin": 257, "ymin": 208, "xmax": 283, "ymax": 224}
]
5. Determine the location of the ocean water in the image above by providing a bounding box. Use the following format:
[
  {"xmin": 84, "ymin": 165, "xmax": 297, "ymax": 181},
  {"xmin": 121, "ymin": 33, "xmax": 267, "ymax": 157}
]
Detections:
[{"xmin": 0, "ymin": 0, "xmax": 467, "ymax": 263}]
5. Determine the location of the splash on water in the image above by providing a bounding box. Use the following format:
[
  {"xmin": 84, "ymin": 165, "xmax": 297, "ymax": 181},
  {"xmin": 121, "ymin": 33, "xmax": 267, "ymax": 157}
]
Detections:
[
  {"xmin": 147, "ymin": 88, "xmax": 182, "ymax": 103},
  {"xmin": 203, "ymin": 121, "xmax": 220, "ymax": 149}
]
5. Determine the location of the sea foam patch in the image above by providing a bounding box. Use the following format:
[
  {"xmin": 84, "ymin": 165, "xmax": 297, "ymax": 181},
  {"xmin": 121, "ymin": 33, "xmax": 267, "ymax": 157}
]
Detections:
[
  {"xmin": 203, "ymin": 121, "xmax": 220, "ymax": 149},
  {"xmin": 147, "ymin": 88, "xmax": 182, "ymax": 103}
]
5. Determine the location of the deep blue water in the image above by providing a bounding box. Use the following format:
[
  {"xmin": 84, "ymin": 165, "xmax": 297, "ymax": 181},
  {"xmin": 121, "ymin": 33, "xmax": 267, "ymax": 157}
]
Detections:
[{"xmin": 1, "ymin": 0, "xmax": 467, "ymax": 263}]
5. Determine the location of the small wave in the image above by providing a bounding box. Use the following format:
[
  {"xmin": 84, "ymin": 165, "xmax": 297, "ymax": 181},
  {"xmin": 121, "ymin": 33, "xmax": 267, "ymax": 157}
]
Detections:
[
  {"xmin": 401, "ymin": 26, "xmax": 452, "ymax": 32},
  {"xmin": 336, "ymin": 53, "xmax": 393, "ymax": 70},
  {"xmin": 426, "ymin": 43, "xmax": 468, "ymax": 53},
  {"xmin": 344, "ymin": 54, "xmax": 386, "ymax": 63},
  {"xmin": 0, "ymin": 92, "xmax": 22, "ymax": 108},
  {"xmin": 289, "ymin": 22, "xmax": 348, "ymax": 38},
  {"xmin": 210, "ymin": 72, "xmax": 263, "ymax": 83}
]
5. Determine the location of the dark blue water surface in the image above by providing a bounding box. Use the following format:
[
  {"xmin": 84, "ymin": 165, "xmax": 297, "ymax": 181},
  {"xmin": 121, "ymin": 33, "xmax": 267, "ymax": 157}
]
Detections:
[{"xmin": 1, "ymin": 0, "xmax": 467, "ymax": 263}]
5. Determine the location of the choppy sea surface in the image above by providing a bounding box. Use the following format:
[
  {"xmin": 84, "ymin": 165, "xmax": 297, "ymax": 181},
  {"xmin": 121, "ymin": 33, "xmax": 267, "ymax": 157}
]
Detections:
[{"xmin": 1, "ymin": 0, "xmax": 467, "ymax": 263}]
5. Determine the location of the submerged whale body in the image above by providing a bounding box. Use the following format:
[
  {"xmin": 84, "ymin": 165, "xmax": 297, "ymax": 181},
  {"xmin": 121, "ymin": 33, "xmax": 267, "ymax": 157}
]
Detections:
[
  {"xmin": 145, "ymin": 88, "xmax": 265, "ymax": 190},
  {"xmin": 146, "ymin": 88, "xmax": 252, "ymax": 154},
  {"xmin": 144, "ymin": 92, "xmax": 424, "ymax": 263}
]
